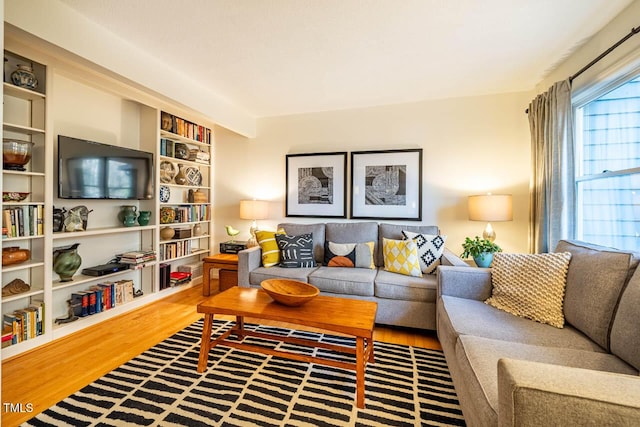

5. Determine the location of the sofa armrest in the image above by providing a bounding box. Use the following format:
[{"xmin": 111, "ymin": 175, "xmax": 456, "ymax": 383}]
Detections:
[
  {"xmin": 440, "ymin": 248, "xmax": 469, "ymax": 267},
  {"xmin": 498, "ymin": 358, "xmax": 640, "ymax": 427},
  {"xmin": 437, "ymin": 265, "xmax": 493, "ymax": 301},
  {"xmin": 237, "ymin": 246, "xmax": 261, "ymax": 287}
]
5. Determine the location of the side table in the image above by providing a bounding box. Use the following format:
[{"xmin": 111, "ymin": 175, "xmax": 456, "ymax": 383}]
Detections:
[{"xmin": 202, "ymin": 253, "xmax": 239, "ymax": 296}]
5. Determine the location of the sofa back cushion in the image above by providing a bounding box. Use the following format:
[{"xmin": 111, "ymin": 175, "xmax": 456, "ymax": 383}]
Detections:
[
  {"xmin": 555, "ymin": 240, "xmax": 639, "ymax": 350},
  {"xmin": 278, "ymin": 223, "xmax": 325, "ymax": 265},
  {"xmin": 610, "ymin": 266, "xmax": 640, "ymax": 371},
  {"xmin": 378, "ymin": 223, "xmax": 439, "ymax": 267}
]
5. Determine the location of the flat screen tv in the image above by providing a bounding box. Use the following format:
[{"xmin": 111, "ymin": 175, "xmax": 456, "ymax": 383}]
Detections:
[{"xmin": 58, "ymin": 135, "xmax": 154, "ymax": 200}]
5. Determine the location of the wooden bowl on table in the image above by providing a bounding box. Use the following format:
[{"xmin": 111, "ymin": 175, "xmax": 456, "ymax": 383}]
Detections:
[{"xmin": 260, "ymin": 279, "xmax": 319, "ymax": 306}]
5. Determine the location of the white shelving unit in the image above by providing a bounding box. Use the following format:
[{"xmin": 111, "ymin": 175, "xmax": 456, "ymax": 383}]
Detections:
[{"xmin": 0, "ymin": 45, "xmax": 215, "ymax": 360}]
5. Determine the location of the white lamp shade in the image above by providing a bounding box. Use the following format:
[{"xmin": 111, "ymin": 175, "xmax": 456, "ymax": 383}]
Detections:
[
  {"xmin": 239, "ymin": 200, "xmax": 269, "ymax": 220},
  {"xmin": 468, "ymin": 194, "xmax": 513, "ymax": 222}
]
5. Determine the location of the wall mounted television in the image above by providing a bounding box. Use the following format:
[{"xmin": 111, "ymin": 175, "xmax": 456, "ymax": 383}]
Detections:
[{"xmin": 58, "ymin": 135, "xmax": 154, "ymax": 200}]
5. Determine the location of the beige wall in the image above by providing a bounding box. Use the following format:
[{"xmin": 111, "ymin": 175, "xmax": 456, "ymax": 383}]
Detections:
[{"xmin": 214, "ymin": 91, "xmax": 533, "ymax": 256}]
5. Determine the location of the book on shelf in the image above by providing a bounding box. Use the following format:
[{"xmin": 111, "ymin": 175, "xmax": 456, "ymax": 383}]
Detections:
[
  {"xmin": 2, "ymin": 300, "xmax": 45, "ymax": 345},
  {"xmin": 2, "ymin": 205, "xmax": 44, "ymax": 238},
  {"xmin": 170, "ymin": 271, "xmax": 191, "ymax": 287},
  {"xmin": 117, "ymin": 250, "xmax": 157, "ymax": 265}
]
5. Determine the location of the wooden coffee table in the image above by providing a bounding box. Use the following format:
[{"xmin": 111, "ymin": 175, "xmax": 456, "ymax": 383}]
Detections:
[{"xmin": 197, "ymin": 286, "xmax": 377, "ymax": 408}]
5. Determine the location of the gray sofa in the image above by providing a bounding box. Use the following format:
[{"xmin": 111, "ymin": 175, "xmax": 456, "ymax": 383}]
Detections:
[
  {"xmin": 437, "ymin": 239, "xmax": 640, "ymax": 426},
  {"xmin": 238, "ymin": 222, "xmax": 467, "ymax": 329}
]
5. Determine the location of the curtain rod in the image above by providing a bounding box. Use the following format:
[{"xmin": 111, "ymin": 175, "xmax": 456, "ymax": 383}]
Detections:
[{"xmin": 526, "ymin": 24, "xmax": 640, "ymax": 114}]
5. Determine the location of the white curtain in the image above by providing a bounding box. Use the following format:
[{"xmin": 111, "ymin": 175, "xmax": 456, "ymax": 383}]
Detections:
[{"xmin": 527, "ymin": 80, "xmax": 575, "ymax": 253}]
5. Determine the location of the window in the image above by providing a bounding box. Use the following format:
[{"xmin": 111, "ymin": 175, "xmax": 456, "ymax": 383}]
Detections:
[{"xmin": 575, "ymin": 76, "xmax": 640, "ymax": 251}]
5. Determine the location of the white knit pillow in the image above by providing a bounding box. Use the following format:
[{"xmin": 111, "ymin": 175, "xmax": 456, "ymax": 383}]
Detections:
[{"xmin": 485, "ymin": 252, "xmax": 572, "ymax": 328}]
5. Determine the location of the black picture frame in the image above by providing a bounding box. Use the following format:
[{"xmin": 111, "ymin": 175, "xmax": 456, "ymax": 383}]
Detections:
[
  {"xmin": 350, "ymin": 149, "xmax": 422, "ymax": 220},
  {"xmin": 285, "ymin": 152, "xmax": 347, "ymax": 218}
]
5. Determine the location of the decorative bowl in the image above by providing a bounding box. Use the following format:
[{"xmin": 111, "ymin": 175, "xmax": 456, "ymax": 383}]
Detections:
[
  {"xmin": 2, "ymin": 192, "xmax": 30, "ymax": 202},
  {"xmin": 261, "ymin": 279, "xmax": 320, "ymax": 306},
  {"xmin": 3, "ymin": 139, "xmax": 34, "ymax": 171}
]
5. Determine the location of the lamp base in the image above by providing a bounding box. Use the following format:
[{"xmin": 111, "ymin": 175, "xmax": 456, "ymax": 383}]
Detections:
[
  {"xmin": 483, "ymin": 223, "xmax": 496, "ymax": 242},
  {"xmin": 247, "ymin": 221, "xmax": 259, "ymax": 248}
]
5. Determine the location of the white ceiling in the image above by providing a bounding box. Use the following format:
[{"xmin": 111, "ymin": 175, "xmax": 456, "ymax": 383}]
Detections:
[{"xmin": 57, "ymin": 0, "xmax": 633, "ymax": 118}]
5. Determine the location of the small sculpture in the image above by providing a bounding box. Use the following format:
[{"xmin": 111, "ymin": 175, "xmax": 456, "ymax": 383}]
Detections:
[
  {"xmin": 55, "ymin": 299, "xmax": 79, "ymax": 324},
  {"xmin": 225, "ymin": 225, "xmax": 240, "ymax": 242},
  {"xmin": 2, "ymin": 278, "xmax": 30, "ymax": 296}
]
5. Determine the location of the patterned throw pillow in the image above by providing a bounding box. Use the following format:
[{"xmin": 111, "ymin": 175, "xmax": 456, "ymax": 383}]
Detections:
[
  {"xmin": 324, "ymin": 241, "xmax": 375, "ymax": 269},
  {"xmin": 275, "ymin": 233, "xmax": 317, "ymax": 268},
  {"xmin": 485, "ymin": 252, "xmax": 572, "ymax": 328},
  {"xmin": 402, "ymin": 231, "xmax": 447, "ymax": 274},
  {"xmin": 382, "ymin": 238, "xmax": 422, "ymax": 277},
  {"xmin": 255, "ymin": 228, "xmax": 284, "ymax": 267}
]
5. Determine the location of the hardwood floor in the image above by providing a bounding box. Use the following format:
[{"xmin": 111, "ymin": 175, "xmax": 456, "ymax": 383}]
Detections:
[{"xmin": 1, "ymin": 282, "xmax": 441, "ymax": 426}]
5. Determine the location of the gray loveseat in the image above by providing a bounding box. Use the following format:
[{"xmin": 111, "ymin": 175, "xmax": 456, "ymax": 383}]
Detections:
[
  {"xmin": 238, "ymin": 222, "xmax": 467, "ymax": 329},
  {"xmin": 437, "ymin": 239, "xmax": 640, "ymax": 426}
]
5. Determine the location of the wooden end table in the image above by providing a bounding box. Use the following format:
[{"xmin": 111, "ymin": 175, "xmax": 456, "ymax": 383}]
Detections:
[
  {"xmin": 202, "ymin": 253, "xmax": 238, "ymax": 296},
  {"xmin": 197, "ymin": 286, "xmax": 377, "ymax": 408}
]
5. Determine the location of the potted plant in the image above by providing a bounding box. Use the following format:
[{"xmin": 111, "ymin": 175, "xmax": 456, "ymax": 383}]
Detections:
[{"xmin": 461, "ymin": 236, "xmax": 502, "ymax": 268}]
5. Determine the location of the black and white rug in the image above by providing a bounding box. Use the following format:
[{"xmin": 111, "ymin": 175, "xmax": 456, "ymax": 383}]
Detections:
[{"xmin": 25, "ymin": 319, "xmax": 465, "ymax": 426}]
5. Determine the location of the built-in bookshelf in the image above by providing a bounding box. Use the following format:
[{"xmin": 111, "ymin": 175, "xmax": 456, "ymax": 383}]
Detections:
[
  {"xmin": 157, "ymin": 111, "xmax": 212, "ymax": 289},
  {"xmin": 0, "ymin": 44, "xmax": 215, "ymax": 359}
]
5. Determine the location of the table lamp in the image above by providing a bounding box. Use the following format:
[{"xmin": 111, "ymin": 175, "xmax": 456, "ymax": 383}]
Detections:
[
  {"xmin": 468, "ymin": 194, "xmax": 512, "ymax": 242},
  {"xmin": 239, "ymin": 199, "xmax": 269, "ymax": 247}
]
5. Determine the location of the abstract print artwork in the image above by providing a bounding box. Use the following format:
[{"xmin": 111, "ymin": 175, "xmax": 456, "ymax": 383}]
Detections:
[
  {"xmin": 286, "ymin": 152, "xmax": 347, "ymax": 218},
  {"xmin": 351, "ymin": 149, "xmax": 422, "ymax": 220}
]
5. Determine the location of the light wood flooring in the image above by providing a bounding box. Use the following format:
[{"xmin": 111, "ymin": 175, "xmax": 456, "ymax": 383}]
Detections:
[{"xmin": 1, "ymin": 282, "xmax": 441, "ymax": 427}]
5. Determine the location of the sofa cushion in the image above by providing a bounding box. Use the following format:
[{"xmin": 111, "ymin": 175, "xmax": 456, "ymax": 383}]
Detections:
[
  {"xmin": 325, "ymin": 222, "xmax": 378, "ymax": 262},
  {"xmin": 378, "ymin": 223, "xmax": 439, "ymax": 267},
  {"xmin": 455, "ymin": 335, "xmax": 639, "ymax": 426},
  {"xmin": 275, "ymin": 233, "xmax": 316, "ymax": 268},
  {"xmin": 278, "ymin": 223, "xmax": 325, "ymax": 264},
  {"xmin": 249, "ymin": 266, "xmax": 316, "ymax": 286},
  {"xmin": 324, "ymin": 241, "xmax": 375, "ymax": 269},
  {"xmin": 485, "ymin": 252, "xmax": 571, "ymax": 328},
  {"xmin": 402, "ymin": 231, "xmax": 447, "ymax": 274},
  {"xmin": 255, "ymin": 229, "xmax": 284, "ymax": 267},
  {"xmin": 437, "ymin": 295, "xmax": 606, "ymax": 352},
  {"xmin": 610, "ymin": 266, "xmax": 640, "ymax": 371},
  {"xmin": 555, "ymin": 240, "xmax": 640, "ymax": 349},
  {"xmin": 383, "ymin": 238, "xmax": 422, "ymax": 277},
  {"xmin": 375, "ymin": 269, "xmax": 437, "ymax": 302},
  {"xmin": 308, "ymin": 266, "xmax": 376, "ymax": 296}
]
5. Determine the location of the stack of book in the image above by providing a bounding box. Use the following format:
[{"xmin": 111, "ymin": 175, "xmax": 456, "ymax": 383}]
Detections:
[
  {"xmin": 170, "ymin": 271, "xmax": 191, "ymax": 287},
  {"xmin": 117, "ymin": 250, "xmax": 157, "ymax": 269},
  {"xmin": 70, "ymin": 279, "xmax": 137, "ymax": 318},
  {"xmin": 3, "ymin": 300, "xmax": 45, "ymax": 347}
]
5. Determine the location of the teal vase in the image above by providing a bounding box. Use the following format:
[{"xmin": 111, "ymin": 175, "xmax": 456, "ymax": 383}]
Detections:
[
  {"xmin": 473, "ymin": 252, "xmax": 494, "ymax": 268},
  {"xmin": 53, "ymin": 243, "xmax": 82, "ymax": 282}
]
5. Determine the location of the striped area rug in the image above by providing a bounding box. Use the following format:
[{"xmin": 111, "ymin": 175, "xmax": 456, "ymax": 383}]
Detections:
[{"xmin": 25, "ymin": 319, "xmax": 465, "ymax": 426}]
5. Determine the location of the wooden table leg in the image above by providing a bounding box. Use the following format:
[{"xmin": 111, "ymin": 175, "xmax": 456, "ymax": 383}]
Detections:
[
  {"xmin": 356, "ymin": 336, "xmax": 365, "ymax": 408},
  {"xmin": 197, "ymin": 313, "xmax": 214, "ymax": 373},
  {"xmin": 367, "ymin": 337, "xmax": 375, "ymax": 363},
  {"xmin": 235, "ymin": 315, "xmax": 245, "ymax": 339},
  {"xmin": 202, "ymin": 260, "xmax": 212, "ymax": 296}
]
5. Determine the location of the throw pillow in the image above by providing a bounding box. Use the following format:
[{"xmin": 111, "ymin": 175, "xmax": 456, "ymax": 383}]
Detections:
[
  {"xmin": 275, "ymin": 233, "xmax": 317, "ymax": 268},
  {"xmin": 324, "ymin": 241, "xmax": 375, "ymax": 269},
  {"xmin": 402, "ymin": 231, "xmax": 447, "ymax": 274},
  {"xmin": 382, "ymin": 238, "xmax": 422, "ymax": 277},
  {"xmin": 255, "ymin": 228, "xmax": 284, "ymax": 267},
  {"xmin": 485, "ymin": 252, "xmax": 572, "ymax": 328}
]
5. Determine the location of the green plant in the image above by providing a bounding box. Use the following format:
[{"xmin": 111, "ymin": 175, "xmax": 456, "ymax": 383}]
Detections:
[{"xmin": 460, "ymin": 236, "xmax": 502, "ymax": 260}]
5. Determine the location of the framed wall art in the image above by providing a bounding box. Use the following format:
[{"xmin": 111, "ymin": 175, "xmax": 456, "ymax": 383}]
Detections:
[
  {"xmin": 285, "ymin": 152, "xmax": 347, "ymax": 218},
  {"xmin": 350, "ymin": 148, "xmax": 422, "ymax": 220}
]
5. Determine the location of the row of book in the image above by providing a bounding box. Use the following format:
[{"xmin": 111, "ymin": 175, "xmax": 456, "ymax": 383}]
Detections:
[
  {"xmin": 160, "ymin": 240, "xmax": 193, "ymax": 261},
  {"xmin": 160, "ymin": 139, "xmax": 210, "ymax": 164},
  {"xmin": 116, "ymin": 250, "xmax": 157, "ymax": 269},
  {"xmin": 161, "ymin": 111, "xmax": 212, "ymax": 144},
  {"xmin": 2, "ymin": 205, "xmax": 44, "ymax": 238},
  {"xmin": 3, "ymin": 300, "xmax": 45, "ymax": 347},
  {"xmin": 70, "ymin": 279, "xmax": 138, "ymax": 318},
  {"xmin": 166, "ymin": 205, "xmax": 211, "ymax": 223}
]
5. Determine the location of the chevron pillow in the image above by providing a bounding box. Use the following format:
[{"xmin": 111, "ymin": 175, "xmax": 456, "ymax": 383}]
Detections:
[{"xmin": 275, "ymin": 233, "xmax": 317, "ymax": 268}]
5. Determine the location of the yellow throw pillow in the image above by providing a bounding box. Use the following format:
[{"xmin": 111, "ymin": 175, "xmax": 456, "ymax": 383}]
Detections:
[
  {"xmin": 383, "ymin": 238, "xmax": 422, "ymax": 277},
  {"xmin": 255, "ymin": 228, "xmax": 284, "ymax": 267}
]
